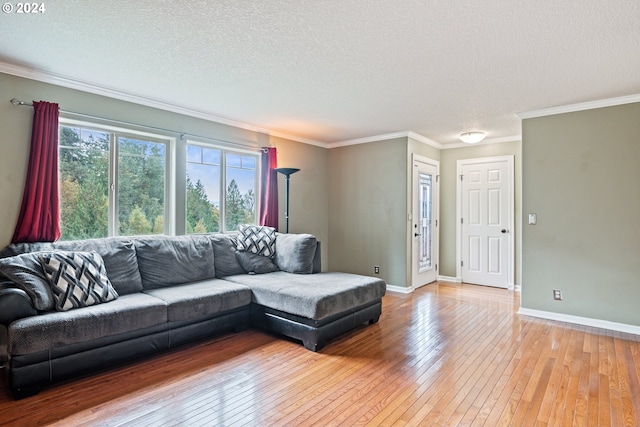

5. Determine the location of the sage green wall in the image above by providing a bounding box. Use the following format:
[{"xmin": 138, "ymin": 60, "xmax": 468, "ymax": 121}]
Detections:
[
  {"xmin": 522, "ymin": 102, "xmax": 640, "ymax": 325},
  {"xmin": 439, "ymin": 141, "xmax": 522, "ymax": 283},
  {"xmin": 328, "ymin": 138, "xmax": 408, "ymax": 286},
  {"xmin": 274, "ymin": 138, "xmax": 329, "ymax": 258},
  {"xmin": 0, "ymin": 73, "xmax": 329, "ymax": 266}
]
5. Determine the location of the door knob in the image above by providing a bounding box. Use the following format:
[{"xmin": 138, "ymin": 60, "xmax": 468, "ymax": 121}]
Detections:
[{"xmin": 501, "ymin": 229, "xmax": 508, "ymax": 233}]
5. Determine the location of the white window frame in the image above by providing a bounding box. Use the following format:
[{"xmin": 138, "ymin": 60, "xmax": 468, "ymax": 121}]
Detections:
[
  {"xmin": 186, "ymin": 139, "xmax": 261, "ymax": 233},
  {"xmin": 59, "ymin": 117, "xmax": 175, "ymax": 237}
]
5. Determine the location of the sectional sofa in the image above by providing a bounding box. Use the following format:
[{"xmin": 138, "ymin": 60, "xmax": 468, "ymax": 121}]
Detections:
[{"xmin": 0, "ymin": 228, "xmax": 386, "ymax": 399}]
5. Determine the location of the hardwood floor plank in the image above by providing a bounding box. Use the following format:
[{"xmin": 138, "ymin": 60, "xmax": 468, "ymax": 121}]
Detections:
[{"xmin": 2, "ymin": 282, "xmax": 640, "ymax": 427}]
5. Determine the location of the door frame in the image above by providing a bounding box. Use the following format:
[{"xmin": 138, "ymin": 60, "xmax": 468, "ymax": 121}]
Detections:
[
  {"xmin": 456, "ymin": 155, "xmax": 515, "ymax": 289},
  {"xmin": 411, "ymin": 154, "xmax": 439, "ymax": 289}
]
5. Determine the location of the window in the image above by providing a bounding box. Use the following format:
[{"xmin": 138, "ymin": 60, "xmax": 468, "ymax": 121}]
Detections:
[
  {"xmin": 186, "ymin": 143, "xmax": 258, "ymax": 233},
  {"xmin": 59, "ymin": 123, "xmax": 171, "ymax": 240}
]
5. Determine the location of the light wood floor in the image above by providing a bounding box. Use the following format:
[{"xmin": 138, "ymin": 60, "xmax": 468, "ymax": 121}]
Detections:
[{"xmin": 2, "ymin": 282, "xmax": 640, "ymax": 426}]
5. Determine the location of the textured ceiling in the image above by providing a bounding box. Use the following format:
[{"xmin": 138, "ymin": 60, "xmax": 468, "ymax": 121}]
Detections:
[{"xmin": 1, "ymin": 0, "xmax": 639, "ymax": 145}]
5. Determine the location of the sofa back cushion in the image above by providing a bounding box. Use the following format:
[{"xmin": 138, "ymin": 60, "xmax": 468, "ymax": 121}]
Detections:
[
  {"xmin": 0, "ymin": 237, "xmax": 144, "ymax": 302},
  {"xmin": 208, "ymin": 234, "xmax": 246, "ymax": 277},
  {"xmin": 275, "ymin": 233, "xmax": 318, "ymax": 274},
  {"xmin": 52, "ymin": 237, "xmax": 143, "ymax": 295},
  {"xmin": 134, "ymin": 235, "xmax": 215, "ymax": 289}
]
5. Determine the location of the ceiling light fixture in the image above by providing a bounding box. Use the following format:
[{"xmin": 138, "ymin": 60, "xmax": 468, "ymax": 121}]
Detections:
[{"xmin": 459, "ymin": 131, "xmax": 486, "ymax": 144}]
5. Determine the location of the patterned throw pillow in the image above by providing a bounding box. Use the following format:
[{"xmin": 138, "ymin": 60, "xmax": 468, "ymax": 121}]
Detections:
[
  {"xmin": 39, "ymin": 251, "xmax": 118, "ymax": 312},
  {"xmin": 236, "ymin": 225, "xmax": 277, "ymax": 258}
]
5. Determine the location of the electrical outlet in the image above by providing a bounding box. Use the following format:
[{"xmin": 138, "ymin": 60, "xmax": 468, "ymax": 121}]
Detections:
[
  {"xmin": 374, "ymin": 266, "xmax": 380, "ymax": 274},
  {"xmin": 553, "ymin": 289, "xmax": 562, "ymax": 300}
]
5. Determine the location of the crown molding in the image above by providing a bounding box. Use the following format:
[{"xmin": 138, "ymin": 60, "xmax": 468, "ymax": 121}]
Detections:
[
  {"xmin": 0, "ymin": 61, "xmax": 329, "ymax": 148},
  {"xmin": 406, "ymin": 131, "xmax": 443, "ymax": 149},
  {"xmin": 441, "ymin": 134, "xmax": 522, "ymax": 150},
  {"xmin": 518, "ymin": 93, "xmax": 640, "ymax": 119},
  {"xmin": 330, "ymin": 131, "xmax": 442, "ymax": 149}
]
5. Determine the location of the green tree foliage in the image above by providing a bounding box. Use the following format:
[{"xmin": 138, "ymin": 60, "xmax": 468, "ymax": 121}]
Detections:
[
  {"xmin": 186, "ymin": 176, "xmax": 219, "ymax": 233},
  {"xmin": 60, "ymin": 126, "xmax": 257, "ymax": 239},
  {"xmin": 117, "ymin": 138, "xmax": 165, "ymax": 236},
  {"xmin": 59, "ymin": 129, "xmax": 166, "ymax": 240},
  {"xmin": 126, "ymin": 206, "xmax": 152, "ymax": 235},
  {"xmin": 59, "ymin": 127, "xmax": 109, "ymax": 240},
  {"xmin": 225, "ymin": 179, "xmax": 245, "ymax": 231}
]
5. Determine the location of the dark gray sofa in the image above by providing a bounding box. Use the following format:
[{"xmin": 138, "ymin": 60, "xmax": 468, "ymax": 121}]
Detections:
[{"xmin": 0, "ymin": 232, "xmax": 385, "ymax": 399}]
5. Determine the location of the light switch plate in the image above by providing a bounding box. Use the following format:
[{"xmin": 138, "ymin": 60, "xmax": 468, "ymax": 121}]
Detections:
[{"xmin": 528, "ymin": 213, "xmax": 537, "ymax": 225}]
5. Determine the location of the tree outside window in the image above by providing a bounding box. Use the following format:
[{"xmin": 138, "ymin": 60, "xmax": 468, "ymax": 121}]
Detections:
[
  {"xmin": 59, "ymin": 125, "xmax": 168, "ymax": 240},
  {"xmin": 186, "ymin": 144, "xmax": 257, "ymax": 233}
]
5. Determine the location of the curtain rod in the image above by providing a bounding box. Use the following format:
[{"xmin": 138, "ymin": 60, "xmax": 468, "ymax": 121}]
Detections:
[{"xmin": 9, "ymin": 98, "xmax": 270, "ymax": 151}]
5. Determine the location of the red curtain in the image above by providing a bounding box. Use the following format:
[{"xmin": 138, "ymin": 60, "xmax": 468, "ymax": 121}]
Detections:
[
  {"xmin": 12, "ymin": 101, "xmax": 61, "ymax": 243},
  {"xmin": 259, "ymin": 147, "xmax": 279, "ymax": 229}
]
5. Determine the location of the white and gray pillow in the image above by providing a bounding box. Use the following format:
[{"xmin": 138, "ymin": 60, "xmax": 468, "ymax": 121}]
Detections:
[
  {"xmin": 39, "ymin": 251, "xmax": 118, "ymax": 312},
  {"xmin": 236, "ymin": 225, "xmax": 276, "ymax": 257}
]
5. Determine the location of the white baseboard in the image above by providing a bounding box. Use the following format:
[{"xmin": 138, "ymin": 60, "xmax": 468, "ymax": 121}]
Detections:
[
  {"xmin": 518, "ymin": 308, "xmax": 640, "ymax": 336},
  {"xmin": 386, "ymin": 284, "xmax": 414, "ymax": 294},
  {"xmin": 438, "ymin": 275, "xmax": 461, "ymax": 283}
]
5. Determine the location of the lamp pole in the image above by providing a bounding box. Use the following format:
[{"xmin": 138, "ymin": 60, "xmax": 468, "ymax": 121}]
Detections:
[{"xmin": 275, "ymin": 168, "xmax": 300, "ymax": 233}]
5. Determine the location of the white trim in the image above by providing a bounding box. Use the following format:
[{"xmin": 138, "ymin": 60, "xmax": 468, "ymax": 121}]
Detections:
[
  {"xmin": 441, "ymin": 134, "xmax": 522, "ymax": 150},
  {"xmin": 330, "ymin": 131, "xmax": 521, "ymax": 150},
  {"xmin": 331, "ymin": 131, "xmax": 441, "ymax": 149},
  {"xmin": 407, "ymin": 131, "xmax": 443, "ymax": 149},
  {"xmin": 0, "ymin": 61, "xmax": 329, "ymax": 148},
  {"xmin": 518, "ymin": 93, "xmax": 640, "ymax": 119},
  {"xmin": 386, "ymin": 284, "xmax": 414, "ymax": 294},
  {"xmin": 456, "ymin": 155, "xmax": 515, "ymax": 288},
  {"xmin": 514, "ymin": 285, "xmax": 521, "ymax": 292},
  {"xmin": 518, "ymin": 308, "xmax": 640, "ymax": 336},
  {"xmin": 438, "ymin": 275, "xmax": 462, "ymax": 283}
]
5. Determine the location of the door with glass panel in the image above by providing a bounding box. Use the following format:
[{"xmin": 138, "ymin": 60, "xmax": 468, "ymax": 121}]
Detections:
[{"xmin": 411, "ymin": 155, "xmax": 439, "ymax": 289}]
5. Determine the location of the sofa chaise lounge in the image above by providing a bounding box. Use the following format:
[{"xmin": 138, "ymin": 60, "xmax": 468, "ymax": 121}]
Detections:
[{"xmin": 0, "ymin": 230, "xmax": 386, "ymax": 399}]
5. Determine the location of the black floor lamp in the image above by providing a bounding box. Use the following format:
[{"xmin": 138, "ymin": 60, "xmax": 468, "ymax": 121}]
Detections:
[{"xmin": 275, "ymin": 167, "xmax": 300, "ymax": 233}]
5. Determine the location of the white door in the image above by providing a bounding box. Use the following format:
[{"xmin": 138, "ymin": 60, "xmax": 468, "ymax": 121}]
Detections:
[
  {"xmin": 412, "ymin": 155, "xmax": 439, "ymax": 289},
  {"xmin": 458, "ymin": 157, "xmax": 514, "ymax": 288}
]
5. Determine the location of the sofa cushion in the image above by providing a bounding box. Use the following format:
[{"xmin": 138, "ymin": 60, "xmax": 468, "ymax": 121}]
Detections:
[
  {"xmin": 52, "ymin": 237, "xmax": 143, "ymax": 295},
  {"xmin": 0, "ymin": 242, "xmax": 55, "ymax": 258},
  {"xmin": 134, "ymin": 235, "xmax": 215, "ymax": 289},
  {"xmin": 208, "ymin": 234, "xmax": 246, "ymax": 277},
  {"xmin": 8, "ymin": 293, "xmax": 167, "ymax": 355},
  {"xmin": 224, "ymin": 271, "xmax": 386, "ymax": 321},
  {"xmin": 235, "ymin": 251, "xmax": 279, "ymax": 274},
  {"xmin": 275, "ymin": 233, "xmax": 317, "ymax": 274},
  {"xmin": 143, "ymin": 279, "xmax": 251, "ymax": 322},
  {"xmin": 0, "ymin": 252, "xmax": 55, "ymax": 311},
  {"xmin": 39, "ymin": 251, "xmax": 118, "ymax": 312},
  {"xmin": 236, "ymin": 225, "xmax": 276, "ymax": 257}
]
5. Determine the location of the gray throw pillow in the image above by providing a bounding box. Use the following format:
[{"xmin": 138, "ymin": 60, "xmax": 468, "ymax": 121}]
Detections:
[
  {"xmin": 275, "ymin": 233, "xmax": 318, "ymax": 274},
  {"xmin": 39, "ymin": 251, "xmax": 118, "ymax": 312},
  {"xmin": 0, "ymin": 252, "xmax": 55, "ymax": 311},
  {"xmin": 235, "ymin": 251, "xmax": 279, "ymax": 274}
]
